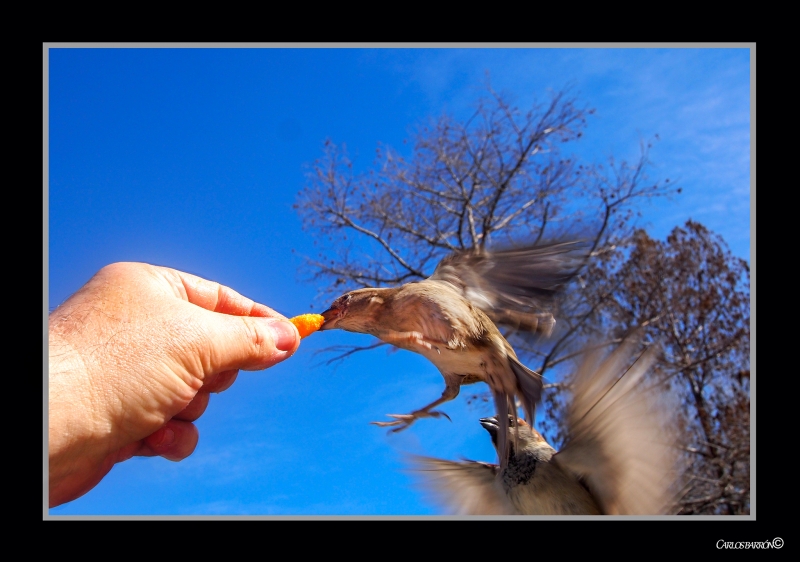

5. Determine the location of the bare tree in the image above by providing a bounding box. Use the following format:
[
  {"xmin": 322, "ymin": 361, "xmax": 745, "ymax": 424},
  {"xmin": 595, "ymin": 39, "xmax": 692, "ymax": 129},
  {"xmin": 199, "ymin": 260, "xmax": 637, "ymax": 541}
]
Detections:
[
  {"xmin": 294, "ymin": 86, "xmax": 749, "ymax": 514},
  {"xmin": 296, "ymin": 86, "xmax": 674, "ymax": 363},
  {"xmin": 504, "ymin": 221, "xmax": 750, "ymax": 514},
  {"xmin": 598, "ymin": 223, "xmax": 750, "ymax": 514},
  {"xmin": 297, "ymin": 86, "xmax": 672, "ymax": 294}
]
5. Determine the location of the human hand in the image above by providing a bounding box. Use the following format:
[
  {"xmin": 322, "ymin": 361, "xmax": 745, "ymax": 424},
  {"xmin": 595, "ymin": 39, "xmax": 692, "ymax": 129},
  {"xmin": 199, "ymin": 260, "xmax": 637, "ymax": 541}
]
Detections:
[{"xmin": 48, "ymin": 262, "xmax": 300, "ymax": 507}]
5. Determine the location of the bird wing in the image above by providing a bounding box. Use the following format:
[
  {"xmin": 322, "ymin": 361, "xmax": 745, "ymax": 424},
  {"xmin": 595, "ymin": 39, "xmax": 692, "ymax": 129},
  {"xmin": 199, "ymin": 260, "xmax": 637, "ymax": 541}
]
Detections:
[
  {"xmin": 428, "ymin": 240, "xmax": 587, "ymax": 335},
  {"xmin": 554, "ymin": 337, "xmax": 680, "ymax": 515},
  {"xmin": 407, "ymin": 455, "xmax": 516, "ymax": 515}
]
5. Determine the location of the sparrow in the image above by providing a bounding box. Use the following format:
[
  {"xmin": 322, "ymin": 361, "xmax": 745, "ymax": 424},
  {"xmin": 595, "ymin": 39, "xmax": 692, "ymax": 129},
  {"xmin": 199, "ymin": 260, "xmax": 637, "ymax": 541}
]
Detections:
[
  {"xmin": 408, "ymin": 336, "xmax": 680, "ymax": 515},
  {"xmin": 319, "ymin": 239, "xmax": 586, "ymax": 465}
]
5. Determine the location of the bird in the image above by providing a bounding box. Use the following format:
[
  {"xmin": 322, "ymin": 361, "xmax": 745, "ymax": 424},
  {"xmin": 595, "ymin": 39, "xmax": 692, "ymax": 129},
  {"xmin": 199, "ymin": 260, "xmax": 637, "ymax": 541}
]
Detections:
[
  {"xmin": 318, "ymin": 239, "xmax": 586, "ymax": 465},
  {"xmin": 407, "ymin": 336, "xmax": 681, "ymax": 515}
]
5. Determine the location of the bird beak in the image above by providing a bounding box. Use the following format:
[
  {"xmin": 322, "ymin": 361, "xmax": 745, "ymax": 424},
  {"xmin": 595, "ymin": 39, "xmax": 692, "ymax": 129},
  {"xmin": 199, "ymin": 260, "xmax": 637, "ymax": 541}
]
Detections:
[
  {"xmin": 319, "ymin": 306, "xmax": 342, "ymax": 330},
  {"xmin": 479, "ymin": 416, "xmax": 499, "ymax": 437}
]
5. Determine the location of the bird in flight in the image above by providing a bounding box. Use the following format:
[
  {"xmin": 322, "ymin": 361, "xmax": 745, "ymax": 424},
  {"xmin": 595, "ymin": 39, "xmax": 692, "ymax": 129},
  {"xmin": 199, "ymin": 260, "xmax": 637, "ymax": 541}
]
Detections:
[
  {"xmin": 407, "ymin": 336, "xmax": 681, "ymax": 515},
  {"xmin": 319, "ymin": 239, "xmax": 586, "ymax": 465}
]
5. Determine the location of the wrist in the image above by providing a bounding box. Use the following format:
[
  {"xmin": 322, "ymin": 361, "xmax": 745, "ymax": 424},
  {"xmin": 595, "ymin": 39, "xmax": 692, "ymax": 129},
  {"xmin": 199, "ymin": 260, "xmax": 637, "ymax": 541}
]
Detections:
[{"xmin": 48, "ymin": 327, "xmax": 108, "ymax": 497}]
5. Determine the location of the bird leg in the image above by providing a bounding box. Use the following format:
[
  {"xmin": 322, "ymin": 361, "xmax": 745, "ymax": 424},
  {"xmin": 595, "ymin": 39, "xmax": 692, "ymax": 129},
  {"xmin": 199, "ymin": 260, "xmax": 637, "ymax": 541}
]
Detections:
[
  {"xmin": 371, "ymin": 378, "xmax": 461, "ymax": 433},
  {"xmin": 378, "ymin": 330, "xmax": 443, "ymax": 354}
]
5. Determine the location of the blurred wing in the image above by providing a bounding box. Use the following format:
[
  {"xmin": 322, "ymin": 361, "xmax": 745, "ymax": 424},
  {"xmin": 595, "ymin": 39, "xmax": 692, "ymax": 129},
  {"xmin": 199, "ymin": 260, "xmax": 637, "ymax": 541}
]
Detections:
[
  {"xmin": 428, "ymin": 239, "xmax": 587, "ymax": 335},
  {"xmin": 555, "ymin": 337, "xmax": 680, "ymax": 515},
  {"xmin": 407, "ymin": 455, "xmax": 515, "ymax": 515}
]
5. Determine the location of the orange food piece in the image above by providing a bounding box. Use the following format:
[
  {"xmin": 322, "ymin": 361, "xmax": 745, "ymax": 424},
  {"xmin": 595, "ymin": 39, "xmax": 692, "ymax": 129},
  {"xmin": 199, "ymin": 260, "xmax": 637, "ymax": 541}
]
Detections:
[{"xmin": 289, "ymin": 313, "xmax": 325, "ymax": 338}]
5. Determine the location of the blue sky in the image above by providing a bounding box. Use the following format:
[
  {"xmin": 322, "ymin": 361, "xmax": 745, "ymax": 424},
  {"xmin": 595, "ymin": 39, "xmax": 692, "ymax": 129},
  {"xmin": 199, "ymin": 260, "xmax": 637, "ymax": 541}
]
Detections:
[{"xmin": 45, "ymin": 45, "xmax": 752, "ymax": 517}]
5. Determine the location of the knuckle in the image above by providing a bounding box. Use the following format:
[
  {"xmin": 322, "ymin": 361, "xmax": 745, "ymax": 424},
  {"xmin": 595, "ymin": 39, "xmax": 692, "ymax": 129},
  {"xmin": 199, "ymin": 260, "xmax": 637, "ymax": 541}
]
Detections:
[{"xmin": 242, "ymin": 318, "xmax": 269, "ymax": 354}]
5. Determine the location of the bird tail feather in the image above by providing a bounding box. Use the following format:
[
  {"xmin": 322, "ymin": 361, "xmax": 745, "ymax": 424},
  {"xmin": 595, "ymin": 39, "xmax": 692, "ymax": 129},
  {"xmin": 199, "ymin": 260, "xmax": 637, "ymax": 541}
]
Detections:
[{"xmin": 509, "ymin": 356, "xmax": 542, "ymax": 425}]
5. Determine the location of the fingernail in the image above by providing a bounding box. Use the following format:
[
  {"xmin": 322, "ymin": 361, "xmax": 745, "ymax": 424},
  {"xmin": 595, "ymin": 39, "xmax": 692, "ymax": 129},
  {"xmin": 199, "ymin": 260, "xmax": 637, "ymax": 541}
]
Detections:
[
  {"xmin": 153, "ymin": 427, "xmax": 175, "ymax": 448},
  {"xmin": 267, "ymin": 319, "xmax": 299, "ymax": 352}
]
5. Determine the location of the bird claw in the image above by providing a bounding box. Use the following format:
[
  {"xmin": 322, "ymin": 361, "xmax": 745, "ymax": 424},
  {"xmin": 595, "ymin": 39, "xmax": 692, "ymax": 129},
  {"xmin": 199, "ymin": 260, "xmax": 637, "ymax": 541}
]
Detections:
[
  {"xmin": 428, "ymin": 409, "xmax": 451, "ymax": 422},
  {"xmin": 418, "ymin": 339, "xmax": 441, "ymax": 354},
  {"xmin": 370, "ymin": 410, "xmax": 452, "ymax": 433}
]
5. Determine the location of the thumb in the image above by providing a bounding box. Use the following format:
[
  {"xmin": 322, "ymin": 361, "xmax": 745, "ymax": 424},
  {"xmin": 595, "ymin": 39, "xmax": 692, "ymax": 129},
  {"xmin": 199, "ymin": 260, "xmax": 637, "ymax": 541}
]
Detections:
[{"xmin": 196, "ymin": 312, "xmax": 301, "ymax": 374}]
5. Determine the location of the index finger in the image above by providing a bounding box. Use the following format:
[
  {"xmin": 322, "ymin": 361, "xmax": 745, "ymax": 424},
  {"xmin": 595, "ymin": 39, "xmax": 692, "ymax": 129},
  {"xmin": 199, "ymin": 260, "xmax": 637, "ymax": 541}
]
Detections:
[{"xmin": 168, "ymin": 268, "xmax": 283, "ymax": 318}]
